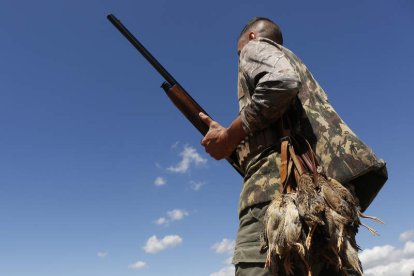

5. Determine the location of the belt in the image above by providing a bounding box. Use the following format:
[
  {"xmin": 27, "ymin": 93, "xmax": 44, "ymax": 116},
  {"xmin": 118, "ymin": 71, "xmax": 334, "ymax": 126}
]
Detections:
[{"xmin": 236, "ymin": 122, "xmax": 283, "ymax": 171}]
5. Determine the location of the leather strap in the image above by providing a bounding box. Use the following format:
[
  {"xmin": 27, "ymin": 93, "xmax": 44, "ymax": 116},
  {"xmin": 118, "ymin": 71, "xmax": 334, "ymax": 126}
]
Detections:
[
  {"xmin": 280, "ymin": 139, "xmax": 289, "ymax": 193},
  {"xmin": 288, "ymin": 144, "xmax": 304, "ymax": 176},
  {"xmin": 278, "ymin": 114, "xmax": 320, "ymax": 193}
]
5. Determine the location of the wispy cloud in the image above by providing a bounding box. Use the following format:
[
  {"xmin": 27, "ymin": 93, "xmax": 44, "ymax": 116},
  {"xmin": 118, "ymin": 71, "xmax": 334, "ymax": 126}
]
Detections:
[
  {"xmin": 154, "ymin": 176, "xmax": 167, "ymax": 186},
  {"xmin": 155, "ymin": 217, "xmax": 168, "ymax": 225},
  {"xmin": 212, "ymin": 239, "xmax": 235, "ymax": 254},
  {"xmin": 128, "ymin": 261, "xmax": 147, "ymax": 270},
  {"xmin": 168, "ymin": 209, "xmax": 189, "ymax": 221},
  {"xmin": 143, "ymin": 235, "xmax": 183, "ymax": 254},
  {"xmin": 171, "ymin": 141, "xmax": 180, "ymax": 149},
  {"xmin": 210, "ymin": 239, "xmax": 236, "ymax": 276},
  {"xmin": 360, "ymin": 229, "xmax": 414, "ymax": 275},
  {"xmin": 97, "ymin": 250, "xmax": 108, "ymax": 258},
  {"xmin": 167, "ymin": 145, "xmax": 207, "ymax": 173},
  {"xmin": 155, "ymin": 209, "xmax": 189, "ymax": 226},
  {"xmin": 190, "ymin": 180, "xmax": 206, "ymax": 191}
]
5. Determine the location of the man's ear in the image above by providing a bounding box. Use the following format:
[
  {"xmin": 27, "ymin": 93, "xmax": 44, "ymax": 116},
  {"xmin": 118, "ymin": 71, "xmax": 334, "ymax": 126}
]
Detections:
[{"xmin": 248, "ymin": 32, "xmax": 256, "ymax": 40}]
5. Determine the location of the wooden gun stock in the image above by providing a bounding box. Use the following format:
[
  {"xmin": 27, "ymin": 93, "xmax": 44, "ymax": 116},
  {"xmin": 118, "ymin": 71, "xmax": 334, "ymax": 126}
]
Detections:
[{"xmin": 161, "ymin": 82, "xmax": 209, "ymax": 135}]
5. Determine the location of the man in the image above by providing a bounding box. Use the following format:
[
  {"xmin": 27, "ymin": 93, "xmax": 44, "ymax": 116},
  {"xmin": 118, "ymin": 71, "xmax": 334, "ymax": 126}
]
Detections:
[{"xmin": 200, "ymin": 17, "xmax": 386, "ymax": 275}]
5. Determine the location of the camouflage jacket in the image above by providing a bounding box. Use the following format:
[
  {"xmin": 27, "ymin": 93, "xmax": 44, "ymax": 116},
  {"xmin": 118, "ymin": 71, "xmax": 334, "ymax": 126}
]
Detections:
[{"xmin": 236, "ymin": 38, "xmax": 386, "ymax": 214}]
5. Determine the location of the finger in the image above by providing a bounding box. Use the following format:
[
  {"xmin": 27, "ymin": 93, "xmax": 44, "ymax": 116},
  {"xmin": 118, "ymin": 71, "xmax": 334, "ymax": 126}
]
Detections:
[
  {"xmin": 201, "ymin": 136, "xmax": 209, "ymax": 147},
  {"xmin": 199, "ymin": 112, "xmax": 213, "ymax": 126}
]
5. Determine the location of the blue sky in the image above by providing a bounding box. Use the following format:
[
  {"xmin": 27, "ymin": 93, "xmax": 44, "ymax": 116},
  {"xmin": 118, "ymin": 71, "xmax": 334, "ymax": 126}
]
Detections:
[{"xmin": 0, "ymin": 1, "xmax": 413, "ymax": 275}]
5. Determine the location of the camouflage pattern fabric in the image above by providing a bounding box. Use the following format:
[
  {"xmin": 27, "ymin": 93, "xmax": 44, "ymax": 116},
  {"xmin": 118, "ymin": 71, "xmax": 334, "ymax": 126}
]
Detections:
[
  {"xmin": 239, "ymin": 151, "xmax": 281, "ymax": 214},
  {"xmin": 280, "ymin": 43, "xmax": 387, "ymax": 210},
  {"xmin": 237, "ymin": 38, "xmax": 386, "ymax": 214}
]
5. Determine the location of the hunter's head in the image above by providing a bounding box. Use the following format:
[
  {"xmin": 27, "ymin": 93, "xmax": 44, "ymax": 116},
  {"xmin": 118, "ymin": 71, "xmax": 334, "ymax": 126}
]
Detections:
[{"xmin": 237, "ymin": 17, "xmax": 283, "ymax": 55}]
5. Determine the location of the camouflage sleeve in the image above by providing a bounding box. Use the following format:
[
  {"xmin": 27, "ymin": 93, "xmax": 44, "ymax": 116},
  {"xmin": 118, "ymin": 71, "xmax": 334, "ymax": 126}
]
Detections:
[{"xmin": 239, "ymin": 39, "xmax": 301, "ymax": 133}]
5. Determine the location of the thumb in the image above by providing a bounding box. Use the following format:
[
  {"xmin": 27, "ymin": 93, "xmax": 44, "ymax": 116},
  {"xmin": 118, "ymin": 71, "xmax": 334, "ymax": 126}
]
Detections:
[{"xmin": 199, "ymin": 112, "xmax": 213, "ymax": 126}]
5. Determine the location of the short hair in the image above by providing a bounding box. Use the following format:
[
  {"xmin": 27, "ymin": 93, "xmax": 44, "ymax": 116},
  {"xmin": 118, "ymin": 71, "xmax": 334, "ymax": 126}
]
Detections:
[{"xmin": 239, "ymin": 17, "xmax": 283, "ymax": 45}]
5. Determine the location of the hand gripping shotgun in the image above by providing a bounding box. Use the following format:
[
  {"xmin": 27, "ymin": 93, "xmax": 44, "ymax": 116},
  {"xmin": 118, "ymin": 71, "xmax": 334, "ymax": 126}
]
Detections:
[{"xmin": 107, "ymin": 14, "xmax": 244, "ymax": 177}]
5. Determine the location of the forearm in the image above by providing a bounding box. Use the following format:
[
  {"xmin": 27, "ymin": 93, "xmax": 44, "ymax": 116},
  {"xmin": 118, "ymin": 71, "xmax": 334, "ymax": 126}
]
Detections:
[{"xmin": 226, "ymin": 115, "xmax": 247, "ymax": 150}]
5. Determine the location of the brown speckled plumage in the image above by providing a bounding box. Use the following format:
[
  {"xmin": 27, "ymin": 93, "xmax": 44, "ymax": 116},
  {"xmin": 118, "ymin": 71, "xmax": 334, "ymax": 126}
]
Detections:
[{"xmin": 262, "ymin": 143, "xmax": 382, "ymax": 276}]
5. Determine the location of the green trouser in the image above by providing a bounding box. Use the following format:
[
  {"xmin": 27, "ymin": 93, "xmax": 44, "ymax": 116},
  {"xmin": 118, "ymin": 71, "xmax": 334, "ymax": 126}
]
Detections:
[
  {"xmin": 235, "ymin": 262, "xmax": 272, "ymax": 276},
  {"xmin": 233, "ymin": 203, "xmax": 271, "ymax": 275},
  {"xmin": 233, "ymin": 203, "xmax": 343, "ymax": 276}
]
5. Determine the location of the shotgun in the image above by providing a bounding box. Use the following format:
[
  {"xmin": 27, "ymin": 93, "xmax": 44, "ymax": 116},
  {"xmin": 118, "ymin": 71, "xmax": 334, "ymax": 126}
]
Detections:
[{"xmin": 107, "ymin": 14, "xmax": 244, "ymax": 177}]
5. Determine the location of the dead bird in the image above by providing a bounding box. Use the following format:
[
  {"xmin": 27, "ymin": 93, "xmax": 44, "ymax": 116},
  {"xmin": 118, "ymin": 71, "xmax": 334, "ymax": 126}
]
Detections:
[
  {"xmin": 327, "ymin": 178, "xmax": 383, "ymax": 236},
  {"xmin": 262, "ymin": 140, "xmax": 382, "ymax": 276},
  {"xmin": 339, "ymin": 230, "xmax": 363, "ymax": 276},
  {"xmin": 263, "ymin": 192, "xmax": 309, "ymax": 275},
  {"xmin": 262, "ymin": 193, "xmax": 283, "ymax": 260},
  {"xmin": 320, "ymin": 177, "xmax": 359, "ymax": 251},
  {"xmin": 318, "ymin": 177, "xmax": 382, "ymax": 276},
  {"xmin": 295, "ymin": 173, "xmax": 325, "ymax": 250}
]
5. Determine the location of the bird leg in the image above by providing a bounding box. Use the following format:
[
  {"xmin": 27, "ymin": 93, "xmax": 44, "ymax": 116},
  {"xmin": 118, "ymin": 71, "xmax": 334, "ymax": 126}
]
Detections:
[
  {"xmin": 359, "ymin": 212, "xmax": 384, "ymax": 224},
  {"xmin": 305, "ymin": 225, "xmax": 317, "ymax": 250},
  {"xmin": 337, "ymin": 225, "xmax": 344, "ymax": 252},
  {"xmin": 295, "ymin": 243, "xmax": 305, "ymax": 256},
  {"xmin": 360, "ymin": 222, "xmax": 379, "ymax": 236},
  {"xmin": 265, "ymin": 248, "xmax": 273, "ymax": 269}
]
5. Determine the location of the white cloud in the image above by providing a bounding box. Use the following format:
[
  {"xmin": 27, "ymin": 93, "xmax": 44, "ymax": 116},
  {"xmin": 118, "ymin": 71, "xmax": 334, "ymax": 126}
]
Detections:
[
  {"xmin": 128, "ymin": 261, "xmax": 147, "ymax": 270},
  {"xmin": 155, "ymin": 217, "xmax": 168, "ymax": 225},
  {"xmin": 360, "ymin": 230, "xmax": 414, "ymax": 276},
  {"xmin": 404, "ymin": 240, "xmax": 414, "ymax": 255},
  {"xmin": 365, "ymin": 258, "xmax": 414, "ymax": 276},
  {"xmin": 143, "ymin": 235, "xmax": 183, "ymax": 254},
  {"xmin": 360, "ymin": 245, "xmax": 397, "ymax": 268},
  {"xmin": 210, "ymin": 266, "xmax": 235, "ymax": 276},
  {"xmin": 190, "ymin": 180, "xmax": 205, "ymax": 191},
  {"xmin": 168, "ymin": 209, "xmax": 189, "ymax": 221},
  {"xmin": 210, "ymin": 239, "xmax": 235, "ymax": 276},
  {"xmin": 167, "ymin": 145, "xmax": 207, "ymax": 173},
  {"xmin": 155, "ymin": 209, "xmax": 189, "ymax": 226},
  {"xmin": 400, "ymin": 229, "xmax": 414, "ymax": 242},
  {"xmin": 212, "ymin": 239, "xmax": 235, "ymax": 255},
  {"xmin": 97, "ymin": 250, "xmax": 108, "ymax": 258},
  {"xmin": 154, "ymin": 176, "xmax": 166, "ymax": 186}
]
